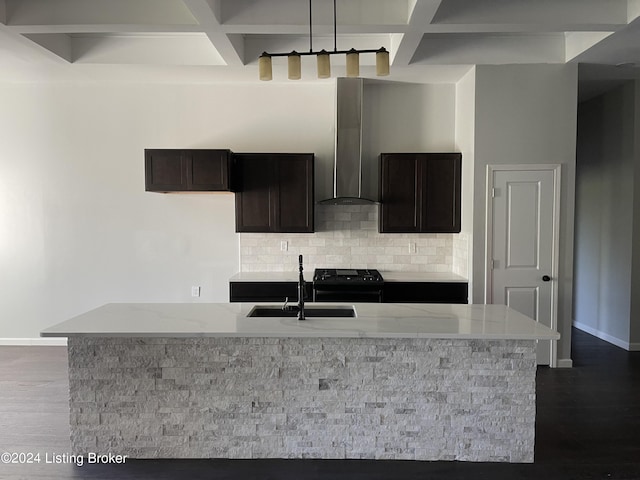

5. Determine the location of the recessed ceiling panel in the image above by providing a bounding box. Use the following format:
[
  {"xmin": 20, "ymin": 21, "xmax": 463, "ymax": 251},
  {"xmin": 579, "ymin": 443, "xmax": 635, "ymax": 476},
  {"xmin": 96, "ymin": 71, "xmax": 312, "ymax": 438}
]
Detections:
[
  {"xmin": 433, "ymin": 0, "xmax": 627, "ymax": 25},
  {"xmin": 71, "ymin": 34, "xmax": 225, "ymax": 65},
  {"xmin": 412, "ymin": 33, "xmax": 565, "ymax": 65},
  {"xmin": 6, "ymin": 0, "xmax": 198, "ymax": 26}
]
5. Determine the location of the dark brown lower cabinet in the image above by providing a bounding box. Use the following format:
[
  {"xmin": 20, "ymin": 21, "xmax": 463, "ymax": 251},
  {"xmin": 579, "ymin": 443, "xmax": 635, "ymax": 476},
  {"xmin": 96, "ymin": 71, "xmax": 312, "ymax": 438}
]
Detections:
[
  {"xmin": 383, "ymin": 282, "xmax": 468, "ymax": 304},
  {"xmin": 145, "ymin": 149, "xmax": 231, "ymax": 192},
  {"xmin": 230, "ymin": 281, "xmax": 468, "ymax": 304},
  {"xmin": 379, "ymin": 153, "xmax": 461, "ymax": 233},
  {"xmin": 235, "ymin": 153, "xmax": 314, "ymax": 233},
  {"xmin": 230, "ymin": 282, "xmax": 313, "ymax": 303}
]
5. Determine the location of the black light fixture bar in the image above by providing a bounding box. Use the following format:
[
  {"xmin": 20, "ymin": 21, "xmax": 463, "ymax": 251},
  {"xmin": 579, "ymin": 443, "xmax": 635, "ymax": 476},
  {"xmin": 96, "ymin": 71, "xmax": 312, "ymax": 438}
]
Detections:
[{"xmin": 262, "ymin": 48, "xmax": 386, "ymax": 58}]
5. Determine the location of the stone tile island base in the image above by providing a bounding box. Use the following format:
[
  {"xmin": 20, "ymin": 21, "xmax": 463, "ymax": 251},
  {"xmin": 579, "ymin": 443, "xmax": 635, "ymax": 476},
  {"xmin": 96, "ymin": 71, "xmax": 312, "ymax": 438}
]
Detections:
[{"xmin": 68, "ymin": 337, "xmax": 536, "ymax": 462}]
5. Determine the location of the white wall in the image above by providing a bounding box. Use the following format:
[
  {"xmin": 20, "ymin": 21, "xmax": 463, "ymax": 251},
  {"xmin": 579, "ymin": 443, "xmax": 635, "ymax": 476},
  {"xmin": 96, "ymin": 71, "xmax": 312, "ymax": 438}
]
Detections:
[
  {"xmin": 454, "ymin": 67, "xmax": 476, "ymax": 281},
  {"xmin": 471, "ymin": 64, "xmax": 578, "ymax": 365},
  {"xmin": 574, "ymin": 82, "xmax": 640, "ymax": 350},
  {"xmin": 455, "ymin": 67, "xmax": 476, "ymax": 234},
  {"xmin": 361, "ymin": 80, "xmax": 456, "ymax": 200},
  {"xmin": 0, "ymin": 82, "xmax": 334, "ymax": 339},
  {"xmin": 363, "ymin": 81, "xmax": 456, "ymax": 154}
]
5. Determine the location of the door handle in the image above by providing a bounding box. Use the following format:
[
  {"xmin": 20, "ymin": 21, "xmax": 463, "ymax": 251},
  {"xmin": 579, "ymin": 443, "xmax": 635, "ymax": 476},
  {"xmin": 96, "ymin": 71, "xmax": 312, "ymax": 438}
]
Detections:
[{"xmin": 542, "ymin": 275, "xmax": 551, "ymax": 282}]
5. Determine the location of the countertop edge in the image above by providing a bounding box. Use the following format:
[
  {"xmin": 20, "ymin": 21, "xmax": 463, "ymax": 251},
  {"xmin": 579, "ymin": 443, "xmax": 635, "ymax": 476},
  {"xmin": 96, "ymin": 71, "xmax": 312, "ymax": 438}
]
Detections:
[
  {"xmin": 42, "ymin": 332, "xmax": 559, "ymax": 340},
  {"xmin": 229, "ymin": 272, "xmax": 469, "ymax": 283},
  {"xmin": 39, "ymin": 303, "xmax": 559, "ymax": 341}
]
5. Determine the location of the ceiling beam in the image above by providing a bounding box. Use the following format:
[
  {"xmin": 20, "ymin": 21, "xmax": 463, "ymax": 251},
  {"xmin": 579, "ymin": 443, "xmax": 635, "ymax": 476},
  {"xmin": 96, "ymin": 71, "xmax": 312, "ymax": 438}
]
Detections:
[
  {"xmin": 182, "ymin": 0, "xmax": 244, "ymax": 66},
  {"xmin": 629, "ymin": 0, "xmax": 640, "ymax": 22},
  {"xmin": 5, "ymin": 22, "xmax": 626, "ymax": 36},
  {"xmin": 392, "ymin": 0, "xmax": 443, "ymax": 66},
  {"xmin": 219, "ymin": 24, "xmax": 407, "ymax": 35},
  {"xmin": 565, "ymin": 31, "xmax": 615, "ymax": 62},
  {"xmin": 23, "ymin": 33, "xmax": 72, "ymax": 62},
  {"xmin": 0, "ymin": 22, "xmax": 70, "ymax": 63}
]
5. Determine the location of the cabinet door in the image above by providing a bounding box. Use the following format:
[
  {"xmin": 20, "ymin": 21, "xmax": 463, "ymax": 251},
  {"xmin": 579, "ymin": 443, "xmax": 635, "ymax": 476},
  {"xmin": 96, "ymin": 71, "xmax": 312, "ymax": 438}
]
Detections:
[
  {"xmin": 235, "ymin": 154, "xmax": 275, "ymax": 232},
  {"xmin": 422, "ymin": 153, "xmax": 461, "ymax": 233},
  {"xmin": 379, "ymin": 153, "xmax": 461, "ymax": 233},
  {"xmin": 230, "ymin": 282, "xmax": 313, "ymax": 302},
  {"xmin": 235, "ymin": 153, "xmax": 314, "ymax": 233},
  {"xmin": 145, "ymin": 149, "xmax": 186, "ymax": 191},
  {"xmin": 146, "ymin": 149, "xmax": 232, "ymax": 192},
  {"xmin": 276, "ymin": 154, "xmax": 314, "ymax": 233},
  {"xmin": 187, "ymin": 150, "xmax": 231, "ymax": 191},
  {"xmin": 379, "ymin": 154, "xmax": 421, "ymax": 233}
]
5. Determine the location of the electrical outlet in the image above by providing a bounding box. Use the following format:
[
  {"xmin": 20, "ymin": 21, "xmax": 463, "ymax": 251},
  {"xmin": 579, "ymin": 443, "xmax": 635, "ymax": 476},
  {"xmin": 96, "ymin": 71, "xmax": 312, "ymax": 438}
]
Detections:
[
  {"xmin": 409, "ymin": 242, "xmax": 417, "ymax": 254},
  {"xmin": 191, "ymin": 286, "xmax": 201, "ymax": 297},
  {"xmin": 280, "ymin": 241, "xmax": 288, "ymax": 252}
]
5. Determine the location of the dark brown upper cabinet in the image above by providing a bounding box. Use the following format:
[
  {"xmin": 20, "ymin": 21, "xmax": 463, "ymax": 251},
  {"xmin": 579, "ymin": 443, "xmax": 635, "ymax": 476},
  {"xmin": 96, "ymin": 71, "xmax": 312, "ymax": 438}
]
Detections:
[
  {"xmin": 145, "ymin": 149, "xmax": 232, "ymax": 192},
  {"xmin": 379, "ymin": 153, "xmax": 461, "ymax": 233},
  {"xmin": 235, "ymin": 153, "xmax": 314, "ymax": 233}
]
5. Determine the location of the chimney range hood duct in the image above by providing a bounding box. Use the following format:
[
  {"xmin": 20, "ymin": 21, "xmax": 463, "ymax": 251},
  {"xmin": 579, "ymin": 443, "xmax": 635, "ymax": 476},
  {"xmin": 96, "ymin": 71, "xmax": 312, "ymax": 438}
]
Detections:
[{"xmin": 319, "ymin": 77, "xmax": 376, "ymax": 205}]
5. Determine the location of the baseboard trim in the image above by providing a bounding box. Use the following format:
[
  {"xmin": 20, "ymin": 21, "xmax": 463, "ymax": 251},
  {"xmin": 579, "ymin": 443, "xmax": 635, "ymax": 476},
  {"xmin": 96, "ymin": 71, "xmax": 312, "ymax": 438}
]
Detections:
[
  {"xmin": 0, "ymin": 338, "xmax": 67, "ymax": 346},
  {"xmin": 556, "ymin": 358, "xmax": 573, "ymax": 368},
  {"xmin": 573, "ymin": 322, "xmax": 633, "ymax": 351}
]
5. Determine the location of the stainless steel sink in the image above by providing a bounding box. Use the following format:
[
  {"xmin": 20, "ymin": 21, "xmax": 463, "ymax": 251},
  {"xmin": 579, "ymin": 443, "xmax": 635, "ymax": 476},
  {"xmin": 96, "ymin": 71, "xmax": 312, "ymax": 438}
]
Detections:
[{"xmin": 247, "ymin": 305, "xmax": 356, "ymax": 318}]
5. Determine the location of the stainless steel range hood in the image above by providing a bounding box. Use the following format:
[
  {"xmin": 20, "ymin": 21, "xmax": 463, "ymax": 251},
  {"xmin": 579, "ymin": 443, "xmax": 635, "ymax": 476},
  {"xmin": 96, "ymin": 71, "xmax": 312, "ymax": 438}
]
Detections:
[{"xmin": 319, "ymin": 78, "xmax": 377, "ymax": 205}]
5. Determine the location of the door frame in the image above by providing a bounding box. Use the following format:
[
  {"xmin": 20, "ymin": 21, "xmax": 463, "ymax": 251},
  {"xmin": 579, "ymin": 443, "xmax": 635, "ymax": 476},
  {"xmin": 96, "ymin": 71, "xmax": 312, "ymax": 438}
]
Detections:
[{"xmin": 485, "ymin": 164, "xmax": 562, "ymax": 367}]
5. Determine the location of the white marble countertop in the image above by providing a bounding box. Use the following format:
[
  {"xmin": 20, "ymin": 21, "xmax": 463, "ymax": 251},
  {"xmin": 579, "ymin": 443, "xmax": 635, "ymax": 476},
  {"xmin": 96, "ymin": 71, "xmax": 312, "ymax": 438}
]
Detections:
[
  {"xmin": 229, "ymin": 272, "xmax": 314, "ymax": 282},
  {"xmin": 41, "ymin": 303, "xmax": 558, "ymax": 340},
  {"xmin": 379, "ymin": 272, "xmax": 468, "ymax": 282},
  {"xmin": 229, "ymin": 271, "xmax": 468, "ymax": 283}
]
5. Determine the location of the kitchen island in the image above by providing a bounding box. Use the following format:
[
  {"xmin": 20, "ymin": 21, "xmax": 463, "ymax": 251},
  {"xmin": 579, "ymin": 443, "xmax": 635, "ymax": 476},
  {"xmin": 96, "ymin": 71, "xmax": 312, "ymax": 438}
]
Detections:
[{"xmin": 41, "ymin": 303, "xmax": 558, "ymax": 462}]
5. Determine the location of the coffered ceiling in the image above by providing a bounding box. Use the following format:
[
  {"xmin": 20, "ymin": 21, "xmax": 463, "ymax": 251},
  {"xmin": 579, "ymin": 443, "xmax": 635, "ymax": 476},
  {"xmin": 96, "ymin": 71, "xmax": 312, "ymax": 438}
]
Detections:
[{"xmin": 1, "ymin": 0, "xmax": 640, "ymax": 86}]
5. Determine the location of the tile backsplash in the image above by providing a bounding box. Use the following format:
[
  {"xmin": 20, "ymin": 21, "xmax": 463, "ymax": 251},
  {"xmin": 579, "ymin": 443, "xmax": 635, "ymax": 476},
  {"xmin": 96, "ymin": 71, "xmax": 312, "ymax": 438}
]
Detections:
[{"xmin": 240, "ymin": 205, "xmax": 469, "ymax": 275}]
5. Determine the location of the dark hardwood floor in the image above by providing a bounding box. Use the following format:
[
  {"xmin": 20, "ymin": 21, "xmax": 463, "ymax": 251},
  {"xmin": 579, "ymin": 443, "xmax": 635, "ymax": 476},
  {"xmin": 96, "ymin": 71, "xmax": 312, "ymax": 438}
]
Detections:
[{"xmin": 1, "ymin": 328, "xmax": 639, "ymax": 479}]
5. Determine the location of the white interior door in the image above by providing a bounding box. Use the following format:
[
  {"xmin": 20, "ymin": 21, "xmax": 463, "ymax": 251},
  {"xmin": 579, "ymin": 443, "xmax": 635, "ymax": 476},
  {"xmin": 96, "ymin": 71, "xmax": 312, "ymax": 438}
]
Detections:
[{"xmin": 487, "ymin": 165, "xmax": 560, "ymax": 366}]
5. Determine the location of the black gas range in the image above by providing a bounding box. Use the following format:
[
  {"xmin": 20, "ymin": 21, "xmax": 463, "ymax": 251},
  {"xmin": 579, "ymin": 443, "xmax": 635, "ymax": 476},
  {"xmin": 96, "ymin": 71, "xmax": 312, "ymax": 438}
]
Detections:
[{"xmin": 312, "ymin": 268, "xmax": 384, "ymax": 302}]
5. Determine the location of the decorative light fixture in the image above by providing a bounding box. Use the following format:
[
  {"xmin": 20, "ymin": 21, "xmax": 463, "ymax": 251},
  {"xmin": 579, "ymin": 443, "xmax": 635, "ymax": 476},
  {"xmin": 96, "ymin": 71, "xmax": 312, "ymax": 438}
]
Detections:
[{"xmin": 258, "ymin": 0, "xmax": 389, "ymax": 81}]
